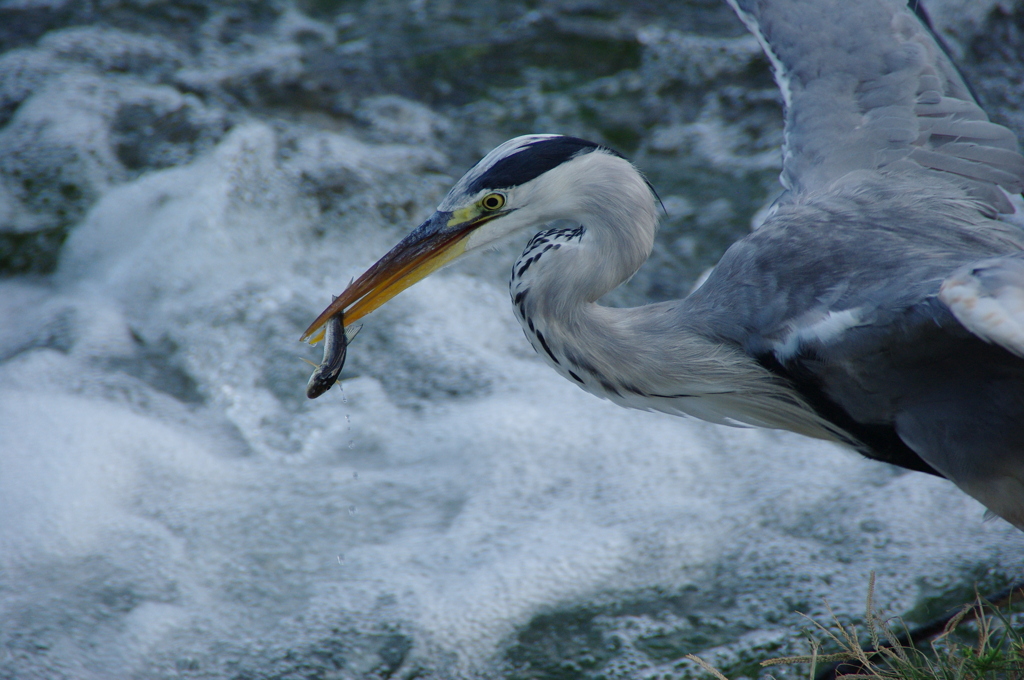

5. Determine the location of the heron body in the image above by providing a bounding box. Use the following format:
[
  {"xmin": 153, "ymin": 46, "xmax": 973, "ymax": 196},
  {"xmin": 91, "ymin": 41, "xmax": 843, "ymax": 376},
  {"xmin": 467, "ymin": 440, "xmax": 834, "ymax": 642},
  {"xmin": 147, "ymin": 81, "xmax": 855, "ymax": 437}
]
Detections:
[{"xmin": 304, "ymin": 0, "xmax": 1024, "ymax": 528}]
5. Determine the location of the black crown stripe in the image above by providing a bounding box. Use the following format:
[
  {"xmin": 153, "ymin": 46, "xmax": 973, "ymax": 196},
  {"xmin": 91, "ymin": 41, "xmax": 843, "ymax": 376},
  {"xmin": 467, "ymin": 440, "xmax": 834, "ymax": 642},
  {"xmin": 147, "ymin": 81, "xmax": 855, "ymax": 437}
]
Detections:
[{"xmin": 466, "ymin": 136, "xmax": 622, "ymax": 193}]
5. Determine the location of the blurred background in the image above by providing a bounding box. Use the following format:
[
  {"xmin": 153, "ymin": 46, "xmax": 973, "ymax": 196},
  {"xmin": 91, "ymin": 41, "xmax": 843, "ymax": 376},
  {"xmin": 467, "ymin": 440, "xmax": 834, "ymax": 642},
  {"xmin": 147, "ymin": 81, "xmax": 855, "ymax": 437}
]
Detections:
[{"xmin": 0, "ymin": 1, "xmax": 1023, "ymax": 678}]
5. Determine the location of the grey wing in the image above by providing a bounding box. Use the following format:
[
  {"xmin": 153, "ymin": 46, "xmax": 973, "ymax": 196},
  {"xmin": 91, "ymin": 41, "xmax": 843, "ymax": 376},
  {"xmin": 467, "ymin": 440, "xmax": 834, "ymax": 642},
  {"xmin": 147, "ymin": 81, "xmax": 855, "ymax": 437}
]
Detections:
[
  {"xmin": 753, "ymin": 286, "xmax": 1024, "ymax": 528},
  {"xmin": 727, "ymin": 0, "xmax": 1024, "ymax": 215},
  {"xmin": 685, "ymin": 196, "xmax": 1024, "ymax": 525},
  {"xmin": 813, "ymin": 298, "xmax": 1024, "ymax": 527}
]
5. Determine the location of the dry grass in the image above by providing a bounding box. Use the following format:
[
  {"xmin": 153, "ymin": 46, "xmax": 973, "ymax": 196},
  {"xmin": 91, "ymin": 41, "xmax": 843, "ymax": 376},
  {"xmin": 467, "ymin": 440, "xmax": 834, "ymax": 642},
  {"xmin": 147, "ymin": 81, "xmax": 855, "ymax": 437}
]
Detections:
[{"xmin": 688, "ymin": 574, "xmax": 1024, "ymax": 680}]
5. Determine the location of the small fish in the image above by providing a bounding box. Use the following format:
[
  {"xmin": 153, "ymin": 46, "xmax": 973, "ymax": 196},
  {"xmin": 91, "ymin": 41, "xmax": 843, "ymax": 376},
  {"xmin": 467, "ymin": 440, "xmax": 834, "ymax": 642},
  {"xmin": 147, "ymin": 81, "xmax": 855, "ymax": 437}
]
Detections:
[{"xmin": 306, "ymin": 307, "xmax": 347, "ymax": 399}]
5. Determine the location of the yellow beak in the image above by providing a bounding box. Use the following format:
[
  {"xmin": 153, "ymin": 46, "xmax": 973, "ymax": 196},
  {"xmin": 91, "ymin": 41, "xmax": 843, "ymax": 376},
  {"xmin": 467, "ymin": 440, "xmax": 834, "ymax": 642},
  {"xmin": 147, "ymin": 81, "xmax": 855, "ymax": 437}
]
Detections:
[{"xmin": 301, "ymin": 210, "xmax": 502, "ymax": 343}]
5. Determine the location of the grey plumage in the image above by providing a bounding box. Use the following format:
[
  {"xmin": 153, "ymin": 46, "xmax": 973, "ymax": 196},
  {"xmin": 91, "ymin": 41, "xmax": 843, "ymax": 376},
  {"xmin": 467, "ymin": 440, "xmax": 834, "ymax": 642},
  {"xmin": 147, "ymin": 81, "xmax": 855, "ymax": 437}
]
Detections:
[
  {"xmin": 727, "ymin": 0, "xmax": 1023, "ymax": 213},
  {"xmin": 304, "ymin": 0, "xmax": 1024, "ymax": 528}
]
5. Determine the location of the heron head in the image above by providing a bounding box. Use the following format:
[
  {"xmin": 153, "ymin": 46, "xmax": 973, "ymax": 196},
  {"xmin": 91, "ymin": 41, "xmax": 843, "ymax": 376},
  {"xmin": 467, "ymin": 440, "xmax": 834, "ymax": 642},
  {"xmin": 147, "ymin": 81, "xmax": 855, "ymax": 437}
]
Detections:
[{"xmin": 300, "ymin": 134, "xmax": 632, "ymax": 342}]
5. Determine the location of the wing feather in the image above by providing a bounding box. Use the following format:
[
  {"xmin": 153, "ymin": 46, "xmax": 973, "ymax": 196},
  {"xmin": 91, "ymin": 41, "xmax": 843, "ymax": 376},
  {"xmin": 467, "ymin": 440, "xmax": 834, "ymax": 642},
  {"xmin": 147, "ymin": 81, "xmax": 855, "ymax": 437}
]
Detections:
[
  {"xmin": 940, "ymin": 255, "xmax": 1024, "ymax": 357},
  {"xmin": 727, "ymin": 0, "xmax": 1024, "ymax": 215}
]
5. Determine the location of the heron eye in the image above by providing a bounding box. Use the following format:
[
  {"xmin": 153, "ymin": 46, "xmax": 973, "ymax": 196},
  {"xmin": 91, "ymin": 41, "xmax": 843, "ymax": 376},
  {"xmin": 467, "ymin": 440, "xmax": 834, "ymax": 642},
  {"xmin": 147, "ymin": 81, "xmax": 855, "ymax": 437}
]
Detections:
[{"xmin": 481, "ymin": 193, "xmax": 505, "ymax": 211}]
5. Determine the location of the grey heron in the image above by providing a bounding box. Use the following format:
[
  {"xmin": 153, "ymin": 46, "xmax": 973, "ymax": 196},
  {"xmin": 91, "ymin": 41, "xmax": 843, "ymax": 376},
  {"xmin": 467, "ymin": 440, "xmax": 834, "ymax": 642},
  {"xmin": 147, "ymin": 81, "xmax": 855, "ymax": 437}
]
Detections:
[{"xmin": 302, "ymin": 0, "xmax": 1024, "ymax": 529}]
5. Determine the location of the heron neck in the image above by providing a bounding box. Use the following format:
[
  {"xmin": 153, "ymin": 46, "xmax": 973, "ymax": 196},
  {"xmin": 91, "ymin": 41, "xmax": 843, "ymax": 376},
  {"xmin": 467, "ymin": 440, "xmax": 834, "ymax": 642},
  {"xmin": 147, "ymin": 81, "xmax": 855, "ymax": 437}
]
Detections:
[
  {"xmin": 524, "ymin": 288, "xmax": 840, "ymax": 440},
  {"xmin": 537, "ymin": 185, "xmax": 659, "ymax": 315},
  {"xmin": 516, "ymin": 209, "xmax": 838, "ymax": 440},
  {"xmin": 517, "ymin": 196, "xmax": 664, "ymax": 388}
]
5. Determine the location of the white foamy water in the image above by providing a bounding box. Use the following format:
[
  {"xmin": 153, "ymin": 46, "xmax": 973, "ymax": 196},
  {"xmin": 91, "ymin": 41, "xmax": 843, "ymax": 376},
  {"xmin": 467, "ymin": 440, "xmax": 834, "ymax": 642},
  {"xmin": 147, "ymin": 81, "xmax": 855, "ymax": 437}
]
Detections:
[
  {"xmin": 1, "ymin": 2, "xmax": 1023, "ymax": 675},
  {"xmin": 1, "ymin": 119, "xmax": 1021, "ymax": 679}
]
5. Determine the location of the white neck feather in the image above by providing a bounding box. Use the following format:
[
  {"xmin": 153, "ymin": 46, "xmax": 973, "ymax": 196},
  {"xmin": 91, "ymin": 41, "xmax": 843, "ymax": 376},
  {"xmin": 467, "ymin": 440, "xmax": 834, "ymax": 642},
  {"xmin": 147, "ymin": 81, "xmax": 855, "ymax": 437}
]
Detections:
[{"xmin": 509, "ymin": 154, "xmax": 846, "ymax": 441}]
